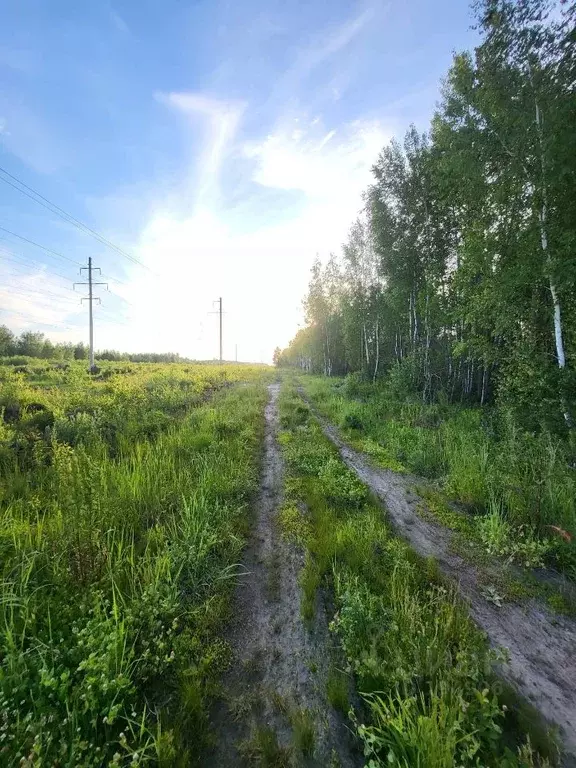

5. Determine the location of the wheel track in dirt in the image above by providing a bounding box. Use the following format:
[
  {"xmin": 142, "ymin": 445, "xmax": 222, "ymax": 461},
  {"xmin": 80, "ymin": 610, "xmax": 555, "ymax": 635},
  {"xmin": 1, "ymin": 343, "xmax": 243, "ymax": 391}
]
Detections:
[
  {"xmin": 300, "ymin": 389, "xmax": 576, "ymax": 766},
  {"xmin": 203, "ymin": 383, "xmax": 360, "ymax": 767}
]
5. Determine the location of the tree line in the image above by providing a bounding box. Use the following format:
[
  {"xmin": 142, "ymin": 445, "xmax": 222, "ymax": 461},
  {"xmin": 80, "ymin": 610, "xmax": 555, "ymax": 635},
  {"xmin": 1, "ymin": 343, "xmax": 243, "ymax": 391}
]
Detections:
[
  {"xmin": 278, "ymin": 0, "xmax": 576, "ymax": 431},
  {"xmin": 0, "ymin": 325, "xmax": 188, "ymax": 364}
]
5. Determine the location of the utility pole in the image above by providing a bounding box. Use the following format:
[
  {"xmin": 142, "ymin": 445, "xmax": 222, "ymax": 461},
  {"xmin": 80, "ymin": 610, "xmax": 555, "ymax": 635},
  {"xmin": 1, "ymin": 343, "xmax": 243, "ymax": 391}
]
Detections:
[
  {"xmin": 211, "ymin": 297, "xmax": 223, "ymax": 362},
  {"xmin": 74, "ymin": 257, "xmax": 107, "ymax": 371}
]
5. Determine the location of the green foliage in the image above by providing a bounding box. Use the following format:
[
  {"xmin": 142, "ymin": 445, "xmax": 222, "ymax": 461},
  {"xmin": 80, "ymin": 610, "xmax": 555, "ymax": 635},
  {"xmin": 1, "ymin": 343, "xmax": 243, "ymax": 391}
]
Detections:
[
  {"xmin": 318, "ymin": 458, "xmax": 368, "ymax": 508},
  {"xmin": 278, "ymin": 382, "xmax": 551, "ymax": 767},
  {"xmin": 0, "ymin": 361, "xmax": 271, "ymax": 764},
  {"xmin": 326, "ymin": 668, "xmax": 350, "ymax": 714},
  {"xmin": 290, "ymin": 708, "xmax": 315, "ymax": 756},
  {"xmin": 477, "ymin": 499, "xmax": 555, "ymax": 569},
  {"xmin": 303, "ymin": 376, "xmax": 576, "ymax": 577}
]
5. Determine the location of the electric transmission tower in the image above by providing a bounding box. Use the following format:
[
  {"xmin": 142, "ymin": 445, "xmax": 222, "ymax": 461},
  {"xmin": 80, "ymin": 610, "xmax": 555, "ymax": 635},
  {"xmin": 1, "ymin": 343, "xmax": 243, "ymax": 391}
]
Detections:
[
  {"xmin": 211, "ymin": 297, "xmax": 223, "ymax": 362},
  {"xmin": 74, "ymin": 257, "xmax": 108, "ymax": 371}
]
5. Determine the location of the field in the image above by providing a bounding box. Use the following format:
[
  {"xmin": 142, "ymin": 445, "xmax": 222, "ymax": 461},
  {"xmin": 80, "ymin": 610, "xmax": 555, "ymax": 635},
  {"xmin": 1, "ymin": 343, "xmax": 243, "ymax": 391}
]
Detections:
[
  {"xmin": 0, "ymin": 360, "xmax": 571, "ymax": 766},
  {"xmin": 0, "ymin": 359, "xmax": 271, "ymax": 765}
]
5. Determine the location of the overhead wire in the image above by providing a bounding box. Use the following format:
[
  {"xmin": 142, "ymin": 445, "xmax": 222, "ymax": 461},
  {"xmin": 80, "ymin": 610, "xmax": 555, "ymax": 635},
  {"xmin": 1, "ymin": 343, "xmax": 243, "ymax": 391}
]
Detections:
[
  {"xmin": 0, "ymin": 165, "xmax": 154, "ymax": 273},
  {"xmin": 0, "ymin": 225, "xmax": 82, "ymax": 267},
  {"xmin": 0, "ymin": 239, "xmax": 134, "ymax": 307}
]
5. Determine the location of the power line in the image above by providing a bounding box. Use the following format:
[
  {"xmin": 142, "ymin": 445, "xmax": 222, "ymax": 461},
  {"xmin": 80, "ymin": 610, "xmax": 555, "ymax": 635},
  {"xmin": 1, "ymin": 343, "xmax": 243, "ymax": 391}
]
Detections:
[
  {"xmin": 0, "ymin": 225, "xmax": 82, "ymax": 266},
  {"xmin": 2, "ymin": 282, "xmax": 80, "ymax": 306},
  {"xmin": 0, "ymin": 239, "xmax": 133, "ymax": 307},
  {"xmin": 0, "ymin": 249, "xmax": 73, "ymax": 283},
  {"xmin": 0, "ymin": 306, "xmax": 77, "ymax": 331},
  {"xmin": 0, "ymin": 165, "xmax": 153, "ymax": 272}
]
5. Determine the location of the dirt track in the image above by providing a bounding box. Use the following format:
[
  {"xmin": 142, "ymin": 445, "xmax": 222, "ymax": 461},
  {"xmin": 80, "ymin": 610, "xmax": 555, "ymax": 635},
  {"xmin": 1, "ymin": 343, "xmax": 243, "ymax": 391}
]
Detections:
[
  {"xmin": 204, "ymin": 384, "xmax": 359, "ymax": 766},
  {"xmin": 304, "ymin": 397, "xmax": 576, "ymax": 765}
]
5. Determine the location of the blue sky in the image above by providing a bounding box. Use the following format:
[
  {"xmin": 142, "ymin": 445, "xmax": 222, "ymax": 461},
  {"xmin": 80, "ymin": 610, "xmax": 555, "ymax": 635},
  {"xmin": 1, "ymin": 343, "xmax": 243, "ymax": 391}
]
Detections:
[{"xmin": 0, "ymin": 0, "xmax": 477, "ymax": 360}]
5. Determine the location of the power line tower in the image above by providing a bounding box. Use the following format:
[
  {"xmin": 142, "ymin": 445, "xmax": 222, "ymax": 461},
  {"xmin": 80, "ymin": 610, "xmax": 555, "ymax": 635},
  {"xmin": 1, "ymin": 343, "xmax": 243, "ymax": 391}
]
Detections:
[
  {"xmin": 74, "ymin": 257, "xmax": 107, "ymax": 371},
  {"xmin": 212, "ymin": 297, "xmax": 223, "ymax": 362}
]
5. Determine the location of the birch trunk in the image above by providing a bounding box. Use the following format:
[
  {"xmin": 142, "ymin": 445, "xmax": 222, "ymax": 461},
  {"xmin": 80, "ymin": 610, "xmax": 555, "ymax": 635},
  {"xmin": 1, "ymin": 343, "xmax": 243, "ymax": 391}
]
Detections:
[{"xmin": 373, "ymin": 318, "xmax": 380, "ymax": 383}]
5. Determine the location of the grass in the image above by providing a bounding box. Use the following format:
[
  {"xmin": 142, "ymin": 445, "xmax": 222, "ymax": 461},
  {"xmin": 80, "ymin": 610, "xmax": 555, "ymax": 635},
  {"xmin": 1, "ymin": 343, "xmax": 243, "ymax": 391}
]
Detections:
[
  {"xmin": 326, "ymin": 668, "xmax": 350, "ymax": 714},
  {"xmin": 277, "ymin": 377, "xmax": 558, "ymax": 767},
  {"xmin": 290, "ymin": 708, "xmax": 315, "ymax": 756},
  {"xmin": 0, "ymin": 359, "xmax": 272, "ymax": 764},
  {"xmin": 238, "ymin": 726, "xmax": 292, "ymax": 767},
  {"xmin": 300, "ymin": 374, "xmax": 576, "ymax": 581}
]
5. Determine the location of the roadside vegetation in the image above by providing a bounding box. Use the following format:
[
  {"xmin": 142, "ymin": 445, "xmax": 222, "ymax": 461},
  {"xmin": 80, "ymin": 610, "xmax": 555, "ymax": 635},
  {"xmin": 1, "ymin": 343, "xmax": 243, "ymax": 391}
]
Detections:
[
  {"xmin": 300, "ymin": 375, "xmax": 576, "ymax": 583},
  {"xmin": 0, "ymin": 359, "xmax": 270, "ymax": 766},
  {"xmin": 278, "ymin": 378, "xmax": 555, "ymax": 767}
]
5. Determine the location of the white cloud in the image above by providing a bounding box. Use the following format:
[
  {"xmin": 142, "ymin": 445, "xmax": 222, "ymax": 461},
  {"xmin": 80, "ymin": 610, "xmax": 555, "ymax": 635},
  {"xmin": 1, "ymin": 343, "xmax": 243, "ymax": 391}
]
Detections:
[
  {"xmin": 89, "ymin": 114, "xmax": 391, "ymax": 362},
  {"xmin": 245, "ymin": 118, "xmax": 387, "ymax": 202},
  {"xmin": 0, "ymin": 257, "xmax": 85, "ymax": 336},
  {"xmin": 0, "ymin": 117, "xmax": 8, "ymax": 136}
]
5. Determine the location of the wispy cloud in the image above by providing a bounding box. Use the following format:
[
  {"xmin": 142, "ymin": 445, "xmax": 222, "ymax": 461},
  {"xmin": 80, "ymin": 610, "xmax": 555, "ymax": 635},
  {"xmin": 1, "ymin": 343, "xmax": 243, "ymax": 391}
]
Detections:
[
  {"xmin": 294, "ymin": 5, "xmax": 375, "ymax": 75},
  {"xmin": 109, "ymin": 10, "xmax": 130, "ymax": 35},
  {"xmin": 158, "ymin": 92, "xmax": 245, "ymax": 207}
]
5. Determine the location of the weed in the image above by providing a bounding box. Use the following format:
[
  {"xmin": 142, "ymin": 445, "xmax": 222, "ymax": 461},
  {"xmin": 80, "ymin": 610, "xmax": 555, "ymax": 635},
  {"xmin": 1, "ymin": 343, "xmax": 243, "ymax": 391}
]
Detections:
[
  {"xmin": 277, "ymin": 502, "xmax": 311, "ymax": 544},
  {"xmin": 300, "ymin": 375, "xmax": 576, "ymax": 579},
  {"xmin": 238, "ymin": 726, "xmax": 292, "ymax": 767},
  {"xmin": 326, "ymin": 668, "xmax": 350, "ymax": 713},
  {"xmin": 290, "ymin": 708, "xmax": 315, "ymax": 756},
  {"xmin": 300, "ymin": 554, "xmax": 321, "ymax": 621},
  {"xmin": 270, "ymin": 690, "xmax": 290, "ymax": 715}
]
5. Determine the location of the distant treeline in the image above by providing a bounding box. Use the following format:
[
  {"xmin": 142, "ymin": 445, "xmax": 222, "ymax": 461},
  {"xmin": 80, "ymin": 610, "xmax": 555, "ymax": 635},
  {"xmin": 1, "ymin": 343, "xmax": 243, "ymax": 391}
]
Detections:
[{"xmin": 0, "ymin": 325, "xmax": 189, "ymax": 364}]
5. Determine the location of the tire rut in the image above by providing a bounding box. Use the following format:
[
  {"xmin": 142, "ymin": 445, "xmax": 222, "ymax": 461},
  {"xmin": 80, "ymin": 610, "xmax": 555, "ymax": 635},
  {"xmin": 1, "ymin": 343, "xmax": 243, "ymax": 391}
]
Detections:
[
  {"xmin": 302, "ymin": 393, "xmax": 576, "ymax": 765},
  {"xmin": 203, "ymin": 383, "xmax": 359, "ymax": 767}
]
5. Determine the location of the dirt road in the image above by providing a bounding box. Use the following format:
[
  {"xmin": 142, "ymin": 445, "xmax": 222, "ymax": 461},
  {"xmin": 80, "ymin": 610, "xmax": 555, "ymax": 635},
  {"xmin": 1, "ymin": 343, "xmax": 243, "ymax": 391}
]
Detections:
[
  {"xmin": 204, "ymin": 383, "xmax": 359, "ymax": 766},
  {"xmin": 305, "ymin": 398, "xmax": 576, "ymax": 764}
]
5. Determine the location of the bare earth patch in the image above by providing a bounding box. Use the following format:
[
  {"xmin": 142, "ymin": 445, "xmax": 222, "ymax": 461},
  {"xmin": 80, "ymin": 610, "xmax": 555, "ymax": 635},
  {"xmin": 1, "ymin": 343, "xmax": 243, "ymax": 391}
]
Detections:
[
  {"xmin": 306, "ymin": 399, "xmax": 576, "ymax": 765},
  {"xmin": 204, "ymin": 384, "xmax": 360, "ymax": 767}
]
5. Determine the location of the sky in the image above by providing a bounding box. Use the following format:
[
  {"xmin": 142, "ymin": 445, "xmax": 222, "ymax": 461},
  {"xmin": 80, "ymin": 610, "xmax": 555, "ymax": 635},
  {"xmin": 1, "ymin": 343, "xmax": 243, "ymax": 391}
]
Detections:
[{"xmin": 0, "ymin": 0, "xmax": 477, "ymax": 362}]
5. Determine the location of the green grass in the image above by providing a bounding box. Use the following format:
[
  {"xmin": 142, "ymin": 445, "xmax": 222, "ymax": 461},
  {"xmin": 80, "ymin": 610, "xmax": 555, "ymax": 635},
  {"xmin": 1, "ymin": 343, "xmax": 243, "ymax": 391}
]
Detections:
[
  {"xmin": 238, "ymin": 725, "xmax": 292, "ymax": 767},
  {"xmin": 326, "ymin": 668, "xmax": 350, "ymax": 714},
  {"xmin": 277, "ymin": 379, "xmax": 558, "ymax": 767},
  {"xmin": 0, "ymin": 360, "xmax": 272, "ymax": 764},
  {"xmin": 290, "ymin": 708, "xmax": 315, "ymax": 756},
  {"xmin": 300, "ymin": 375, "xmax": 576, "ymax": 581}
]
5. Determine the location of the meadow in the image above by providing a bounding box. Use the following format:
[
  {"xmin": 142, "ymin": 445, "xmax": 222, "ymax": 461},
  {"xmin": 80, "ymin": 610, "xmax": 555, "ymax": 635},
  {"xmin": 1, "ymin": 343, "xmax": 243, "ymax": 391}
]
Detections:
[{"xmin": 0, "ymin": 359, "xmax": 271, "ymax": 766}]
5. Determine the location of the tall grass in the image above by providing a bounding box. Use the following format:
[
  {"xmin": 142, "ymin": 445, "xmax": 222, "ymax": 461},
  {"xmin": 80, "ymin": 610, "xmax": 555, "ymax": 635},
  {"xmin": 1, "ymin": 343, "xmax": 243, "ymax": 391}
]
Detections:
[
  {"xmin": 278, "ymin": 381, "xmax": 555, "ymax": 766},
  {"xmin": 0, "ymin": 362, "xmax": 270, "ymax": 764}
]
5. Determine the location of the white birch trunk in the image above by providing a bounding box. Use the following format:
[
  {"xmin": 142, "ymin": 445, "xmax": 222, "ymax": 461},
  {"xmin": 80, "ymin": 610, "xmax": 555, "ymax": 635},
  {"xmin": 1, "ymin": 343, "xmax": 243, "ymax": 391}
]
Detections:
[{"xmin": 373, "ymin": 318, "xmax": 380, "ymax": 383}]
